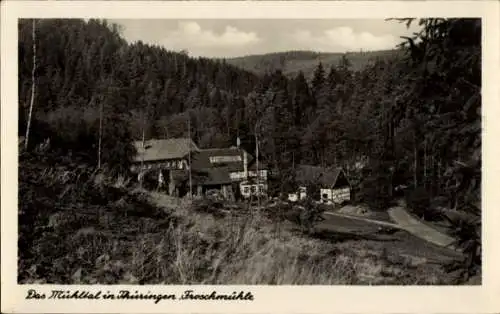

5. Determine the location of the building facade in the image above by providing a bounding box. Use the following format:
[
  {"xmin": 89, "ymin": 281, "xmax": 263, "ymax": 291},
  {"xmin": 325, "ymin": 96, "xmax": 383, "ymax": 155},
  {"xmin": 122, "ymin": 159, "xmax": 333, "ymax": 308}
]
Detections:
[
  {"xmin": 288, "ymin": 165, "xmax": 351, "ymax": 204},
  {"xmin": 130, "ymin": 138, "xmax": 199, "ymax": 196},
  {"xmin": 131, "ymin": 138, "xmax": 268, "ymax": 200},
  {"xmin": 190, "ymin": 147, "xmax": 268, "ymax": 200}
]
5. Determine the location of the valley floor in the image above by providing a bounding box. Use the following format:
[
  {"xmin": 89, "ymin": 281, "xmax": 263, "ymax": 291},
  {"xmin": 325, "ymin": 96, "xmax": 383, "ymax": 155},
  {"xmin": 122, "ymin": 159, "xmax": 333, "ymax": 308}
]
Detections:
[{"xmin": 18, "ymin": 159, "xmax": 475, "ymax": 285}]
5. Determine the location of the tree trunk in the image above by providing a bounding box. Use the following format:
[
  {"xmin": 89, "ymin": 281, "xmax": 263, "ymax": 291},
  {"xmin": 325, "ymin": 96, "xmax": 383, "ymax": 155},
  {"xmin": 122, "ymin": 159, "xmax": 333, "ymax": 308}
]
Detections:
[
  {"xmin": 24, "ymin": 19, "xmax": 36, "ymax": 150},
  {"xmin": 163, "ymin": 126, "xmax": 168, "ymax": 139},
  {"xmin": 424, "ymin": 141, "xmax": 427, "ymax": 189},
  {"xmin": 430, "ymin": 149, "xmax": 435, "ymax": 197},
  {"xmin": 413, "ymin": 131, "xmax": 418, "ymax": 188},
  {"xmin": 437, "ymin": 155, "xmax": 442, "ymax": 195},
  {"xmin": 98, "ymin": 98, "xmax": 103, "ymax": 169},
  {"xmin": 188, "ymin": 116, "xmax": 192, "ymax": 198}
]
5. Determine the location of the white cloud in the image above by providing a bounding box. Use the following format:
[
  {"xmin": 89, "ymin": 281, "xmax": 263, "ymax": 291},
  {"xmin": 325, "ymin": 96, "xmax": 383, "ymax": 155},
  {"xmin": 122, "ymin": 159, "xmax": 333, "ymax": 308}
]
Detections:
[
  {"xmin": 115, "ymin": 20, "xmax": 413, "ymax": 57},
  {"xmin": 291, "ymin": 26, "xmax": 399, "ymax": 52},
  {"xmin": 160, "ymin": 21, "xmax": 260, "ymax": 54}
]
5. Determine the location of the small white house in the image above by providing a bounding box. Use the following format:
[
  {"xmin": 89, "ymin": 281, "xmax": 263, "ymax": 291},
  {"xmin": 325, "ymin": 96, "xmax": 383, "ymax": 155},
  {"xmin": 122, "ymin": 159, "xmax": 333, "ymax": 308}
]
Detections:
[
  {"xmin": 288, "ymin": 193, "xmax": 299, "ymax": 202},
  {"xmin": 320, "ymin": 187, "xmax": 350, "ymax": 204},
  {"xmin": 288, "ymin": 186, "xmax": 307, "ymax": 202},
  {"xmin": 288, "ymin": 165, "xmax": 351, "ymax": 204}
]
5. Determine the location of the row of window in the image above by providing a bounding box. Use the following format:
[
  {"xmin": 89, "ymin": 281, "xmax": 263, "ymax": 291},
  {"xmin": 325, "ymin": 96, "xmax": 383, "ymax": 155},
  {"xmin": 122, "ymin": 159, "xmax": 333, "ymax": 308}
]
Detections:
[
  {"xmin": 131, "ymin": 160, "xmax": 186, "ymax": 171},
  {"xmin": 163, "ymin": 160, "xmax": 186, "ymax": 169},
  {"xmin": 242, "ymin": 184, "xmax": 266, "ymax": 194},
  {"xmin": 209, "ymin": 155, "xmax": 242, "ymax": 163},
  {"xmin": 229, "ymin": 170, "xmax": 268, "ymax": 180}
]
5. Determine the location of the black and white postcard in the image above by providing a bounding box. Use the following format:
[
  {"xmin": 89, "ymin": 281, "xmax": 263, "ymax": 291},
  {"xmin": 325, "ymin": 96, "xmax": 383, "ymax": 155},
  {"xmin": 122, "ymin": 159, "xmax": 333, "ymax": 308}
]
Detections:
[{"xmin": 2, "ymin": 1, "xmax": 500, "ymax": 313}]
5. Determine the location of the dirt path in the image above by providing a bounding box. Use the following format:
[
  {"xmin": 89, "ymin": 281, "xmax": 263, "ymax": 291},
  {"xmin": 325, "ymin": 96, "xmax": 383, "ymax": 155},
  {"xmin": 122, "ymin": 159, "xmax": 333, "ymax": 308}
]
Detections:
[
  {"xmin": 323, "ymin": 207, "xmax": 458, "ymax": 250},
  {"xmin": 317, "ymin": 210, "xmax": 462, "ymax": 265},
  {"xmin": 387, "ymin": 206, "xmax": 457, "ymax": 249}
]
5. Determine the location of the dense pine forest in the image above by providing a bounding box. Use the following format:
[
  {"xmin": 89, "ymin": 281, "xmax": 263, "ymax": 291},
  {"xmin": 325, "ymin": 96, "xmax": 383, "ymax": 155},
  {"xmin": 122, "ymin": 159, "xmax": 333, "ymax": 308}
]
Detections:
[
  {"xmin": 17, "ymin": 18, "xmax": 482, "ymax": 285},
  {"xmin": 19, "ymin": 18, "xmax": 481, "ymax": 210}
]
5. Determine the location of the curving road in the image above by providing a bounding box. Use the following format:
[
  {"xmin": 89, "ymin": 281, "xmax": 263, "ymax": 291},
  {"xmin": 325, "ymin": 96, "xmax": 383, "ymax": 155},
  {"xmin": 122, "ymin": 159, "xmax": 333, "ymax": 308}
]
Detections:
[
  {"xmin": 387, "ymin": 206, "xmax": 457, "ymax": 249},
  {"xmin": 321, "ymin": 207, "xmax": 458, "ymax": 249}
]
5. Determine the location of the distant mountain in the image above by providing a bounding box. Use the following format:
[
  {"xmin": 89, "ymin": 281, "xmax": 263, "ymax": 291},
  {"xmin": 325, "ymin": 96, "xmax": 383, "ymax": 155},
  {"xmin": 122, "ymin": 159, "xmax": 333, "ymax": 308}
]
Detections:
[{"xmin": 226, "ymin": 49, "xmax": 402, "ymax": 79}]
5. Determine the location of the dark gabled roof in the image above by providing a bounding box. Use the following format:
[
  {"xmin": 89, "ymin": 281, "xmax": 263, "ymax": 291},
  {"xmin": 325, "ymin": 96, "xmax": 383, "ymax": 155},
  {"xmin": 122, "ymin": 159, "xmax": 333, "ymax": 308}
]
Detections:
[
  {"xmin": 191, "ymin": 147, "xmax": 255, "ymax": 172},
  {"xmin": 192, "ymin": 167, "xmax": 233, "ymax": 185},
  {"xmin": 295, "ymin": 165, "xmax": 346, "ymax": 188},
  {"xmin": 168, "ymin": 168, "xmax": 232, "ymax": 186},
  {"xmin": 248, "ymin": 161, "xmax": 267, "ymax": 170},
  {"xmin": 132, "ymin": 138, "xmax": 199, "ymax": 162}
]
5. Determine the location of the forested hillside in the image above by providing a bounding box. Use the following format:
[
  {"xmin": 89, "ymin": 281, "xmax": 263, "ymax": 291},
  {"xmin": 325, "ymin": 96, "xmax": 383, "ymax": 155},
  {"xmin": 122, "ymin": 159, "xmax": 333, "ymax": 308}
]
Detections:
[
  {"xmin": 18, "ymin": 19, "xmax": 260, "ymax": 167},
  {"xmin": 18, "ymin": 18, "xmax": 482, "ymax": 285},
  {"xmin": 226, "ymin": 49, "xmax": 400, "ymax": 79},
  {"xmin": 19, "ymin": 18, "xmax": 481, "ymax": 212}
]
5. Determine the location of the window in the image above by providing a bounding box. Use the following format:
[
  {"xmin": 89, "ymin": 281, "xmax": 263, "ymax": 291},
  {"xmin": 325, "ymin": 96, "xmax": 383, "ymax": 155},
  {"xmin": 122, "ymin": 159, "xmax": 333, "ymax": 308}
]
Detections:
[
  {"xmin": 210, "ymin": 155, "xmax": 242, "ymax": 163},
  {"xmin": 251, "ymin": 185, "xmax": 257, "ymax": 193},
  {"xmin": 243, "ymin": 186, "xmax": 250, "ymax": 194},
  {"xmin": 322, "ymin": 193, "xmax": 328, "ymax": 199}
]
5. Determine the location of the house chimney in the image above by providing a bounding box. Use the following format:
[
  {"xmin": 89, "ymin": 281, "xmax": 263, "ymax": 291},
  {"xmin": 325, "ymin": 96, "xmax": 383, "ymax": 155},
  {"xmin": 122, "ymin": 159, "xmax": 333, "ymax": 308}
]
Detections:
[{"xmin": 243, "ymin": 150, "xmax": 248, "ymax": 180}]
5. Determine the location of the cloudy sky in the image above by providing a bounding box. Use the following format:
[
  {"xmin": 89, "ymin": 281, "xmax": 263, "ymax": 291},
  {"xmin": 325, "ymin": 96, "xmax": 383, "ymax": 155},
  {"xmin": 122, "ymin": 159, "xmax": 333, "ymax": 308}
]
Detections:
[{"xmin": 111, "ymin": 19, "xmax": 420, "ymax": 58}]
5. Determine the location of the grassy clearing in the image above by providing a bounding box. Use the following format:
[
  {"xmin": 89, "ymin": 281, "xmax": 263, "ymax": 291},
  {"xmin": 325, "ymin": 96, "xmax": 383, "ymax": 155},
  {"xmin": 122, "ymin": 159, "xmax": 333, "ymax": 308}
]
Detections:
[{"xmin": 18, "ymin": 155, "xmax": 466, "ymax": 285}]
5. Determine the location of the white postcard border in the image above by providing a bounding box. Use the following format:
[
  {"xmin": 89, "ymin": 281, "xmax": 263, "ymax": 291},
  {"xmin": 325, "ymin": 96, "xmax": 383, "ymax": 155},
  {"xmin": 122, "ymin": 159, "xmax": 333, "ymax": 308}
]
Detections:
[{"xmin": 2, "ymin": 1, "xmax": 500, "ymax": 313}]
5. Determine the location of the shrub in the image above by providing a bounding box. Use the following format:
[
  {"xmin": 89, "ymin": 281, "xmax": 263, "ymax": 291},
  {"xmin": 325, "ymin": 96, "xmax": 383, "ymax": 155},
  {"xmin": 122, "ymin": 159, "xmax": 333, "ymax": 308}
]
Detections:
[
  {"xmin": 279, "ymin": 199, "xmax": 325, "ymax": 235},
  {"xmin": 359, "ymin": 176, "xmax": 391, "ymax": 211},
  {"xmin": 405, "ymin": 187, "xmax": 436, "ymax": 221},
  {"xmin": 304, "ymin": 181, "xmax": 322, "ymax": 202},
  {"xmin": 443, "ymin": 213, "xmax": 481, "ymax": 282},
  {"xmin": 190, "ymin": 198, "xmax": 226, "ymax": 218}
]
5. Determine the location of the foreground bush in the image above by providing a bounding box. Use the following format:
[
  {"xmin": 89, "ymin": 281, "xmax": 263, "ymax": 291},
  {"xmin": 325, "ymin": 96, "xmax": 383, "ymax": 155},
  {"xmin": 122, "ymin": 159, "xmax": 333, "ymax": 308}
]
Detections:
[{"xmin": 405, "ymin": 187, "xmax": 433, "ymax": 220}]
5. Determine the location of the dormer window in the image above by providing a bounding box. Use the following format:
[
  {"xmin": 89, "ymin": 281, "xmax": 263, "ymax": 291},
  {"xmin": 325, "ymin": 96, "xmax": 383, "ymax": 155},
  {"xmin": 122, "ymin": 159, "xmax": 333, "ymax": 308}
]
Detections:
[{"xmin": 209, "ymin": 155, "xmax": 242, "ymax": 164}]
